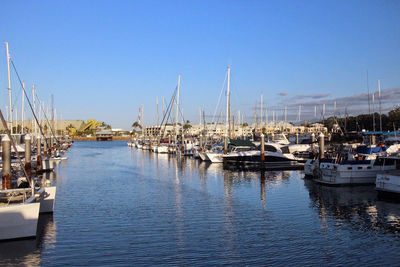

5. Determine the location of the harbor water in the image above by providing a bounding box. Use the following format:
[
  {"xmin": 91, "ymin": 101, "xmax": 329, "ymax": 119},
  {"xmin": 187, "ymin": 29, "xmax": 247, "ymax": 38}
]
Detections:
[{"xmin": 1, "ymin": 140, "xmax": 400, "ymax": 266}]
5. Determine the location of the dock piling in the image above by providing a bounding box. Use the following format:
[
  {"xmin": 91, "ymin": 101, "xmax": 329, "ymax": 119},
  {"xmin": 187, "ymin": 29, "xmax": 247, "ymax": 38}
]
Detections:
[
  {"xmin": 37, "ymin": 136, "xmax": 42, "ymax": 171},
  {"xmin": 2, "ymin": 135, "xmax": 11, "ymax": 189},
  {"xmin": 260, "ymin": 134, "xmax": 265, "ymax": 163},
  {"xmin": 25, "ymin": 134, "xmax": 31, "ymax": 175},
  {"xmin": 319, "ymin": 133, "xmax": 325, "ymax": 160}
]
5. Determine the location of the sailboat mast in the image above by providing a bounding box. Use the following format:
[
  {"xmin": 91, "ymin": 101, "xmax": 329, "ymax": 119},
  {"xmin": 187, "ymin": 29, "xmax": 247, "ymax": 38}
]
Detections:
[
  {"xmin": 176, "ymin": 74, "xmax": 181, "ymax": 137},
  {"xmin": 156, "ymin": 96, "xmax": 159, "ymax": 127},
  {"xmin": 260, "ymin": 92, "xmax": 263, "ymax": 126},
  {"xmin": 378, "ymin": 80, "xmax": 382, "ymax": 132},
  {"xmin": 33, "ymin": 85, "xmax": 37, "ymax": 136},
  {"xmin": 21, "ymin": 82, "xmax": 25, "ymax": 133},
  {"xmin": 5, "ymin": 42, "xmax": 13, "ymax": 134},
  {"xmin": 226, "ymin": 67, "xmax": 231, "ymax": 138}
]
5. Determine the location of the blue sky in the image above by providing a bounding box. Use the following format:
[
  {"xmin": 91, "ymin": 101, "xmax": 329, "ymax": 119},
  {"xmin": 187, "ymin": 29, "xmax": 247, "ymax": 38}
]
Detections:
[{"xmin": 0, "ymin": 1, "xmax": 399, "ymax": 129}]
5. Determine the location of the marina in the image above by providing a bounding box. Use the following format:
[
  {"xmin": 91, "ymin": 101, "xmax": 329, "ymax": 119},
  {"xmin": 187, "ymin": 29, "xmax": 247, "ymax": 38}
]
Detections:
[
  {"xmin": 1, "ymin": 1, "xmax": 400, "ymax": 265},
  {"xmin": 2, "ymin": 141, "xmax": 400, "ymax": 266}
]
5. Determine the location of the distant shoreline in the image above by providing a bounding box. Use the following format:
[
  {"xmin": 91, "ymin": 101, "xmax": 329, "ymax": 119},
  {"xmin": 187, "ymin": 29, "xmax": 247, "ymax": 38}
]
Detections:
[{"xmin": 72, "ymin": 136, "xmax": 131, "ymax": 141}]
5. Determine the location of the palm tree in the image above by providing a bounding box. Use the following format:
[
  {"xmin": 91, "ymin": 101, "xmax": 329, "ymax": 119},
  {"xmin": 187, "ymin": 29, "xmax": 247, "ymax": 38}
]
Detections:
[{"xmin": 132, "ymin": 121, "xmax": 142, "ymax": 129}]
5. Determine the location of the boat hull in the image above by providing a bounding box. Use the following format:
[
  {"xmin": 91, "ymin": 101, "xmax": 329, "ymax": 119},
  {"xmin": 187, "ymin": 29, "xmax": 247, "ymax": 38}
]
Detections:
[
  {"xmin": 39, "ymin": 186, "xmax": 56, "ymax": 213},
  {"xmin": 376, "ymin": 172, "xmax": 400, "ymax": 197},
  {"xmin": 317, "ymin": 162, "xmax": 396, "ymax": 185},
  {"xmin": 0, "ymin": 202, "xmax": 40, "ymax": 241}
]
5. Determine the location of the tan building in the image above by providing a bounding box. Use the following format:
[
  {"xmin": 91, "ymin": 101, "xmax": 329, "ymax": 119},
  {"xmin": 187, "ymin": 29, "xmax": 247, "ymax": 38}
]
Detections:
[{"xmin": 0, "ymin": 120, "xmax": 84, "ymax": 134}]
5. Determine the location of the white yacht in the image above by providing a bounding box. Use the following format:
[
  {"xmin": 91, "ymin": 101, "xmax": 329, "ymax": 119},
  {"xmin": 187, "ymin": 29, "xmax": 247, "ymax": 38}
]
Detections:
[
  {"xmin": 376, "ymin": 156, "xmax": 400, "ymax": 197},
  {"xmin": 0, "ymin": 192, "xmax": 40, "ymax": 241},
  {"xmin": 222, "ymin": 143, "xmax": 298, "ymax": 167},
  {"xmin": 316, "ymin": 157, "xmax": 398, "ymax": 185}
]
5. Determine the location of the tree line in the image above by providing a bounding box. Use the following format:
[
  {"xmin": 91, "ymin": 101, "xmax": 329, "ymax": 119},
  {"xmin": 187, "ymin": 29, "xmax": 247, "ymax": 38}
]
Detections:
[{"xmin": 320, "ymin": 107, "xmax": 400, "ymax": 132}]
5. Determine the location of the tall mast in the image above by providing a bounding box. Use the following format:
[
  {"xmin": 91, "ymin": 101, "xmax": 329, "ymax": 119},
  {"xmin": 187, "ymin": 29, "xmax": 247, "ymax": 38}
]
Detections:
[
  {"xmin": 314, "ymin": 105, "xmax": 317, "ymax": 119},
  {"xmin": 284, "ymin": 105, "xmax": 287, "ymax": 122},
  {"xmin": 5, "ymin": 42, "xmax": 13, "ymax": 134},
  {"xmin": 156, "ymin": 96, "xmax": 159, "ymax": 127},
  {"xmin": 54, "ymin": 108, "xmax": 57, "ymax": 135},
  {"xmin": 176, "ymin": 74, "xmax": 181, "ymax": 138},
  {"xmin": 372, "ymin": 93, "xmax": 376, "ymax": 131},
  {"xmin": 32, "ymin": 85, "xmax": 37, "ymax": 135},
  {"xmin": 21, "ymin": 82, "xmax": 25, "ymax": 133},
  {"xmin": 162, "ymin": 96, "xmax": 165, "ymax": 118},
  {"xmin": 15, "ymin": 109, "xmax": 18, "ymax": 133},
  {"xmin": 260, "ymin": 92, "xmax": 263, "ymax": 125},
  {"xmin": 378, "ymin": 80, "xmax": 382, "ymax": 132},
  {"xmin": 226, "ymin": 67, "xmax": 231, "ymax": 138},
  {"xmin": 141, "ymin": 104, "xmax": 144, "ymax": 130},
  {"xmin": 51, "ymin": 94, "xmax": 54, "ymax": 132}
]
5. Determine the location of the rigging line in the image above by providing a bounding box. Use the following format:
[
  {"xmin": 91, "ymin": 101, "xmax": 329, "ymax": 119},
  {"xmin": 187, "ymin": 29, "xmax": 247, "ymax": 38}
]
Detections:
[
  {"xmin": 155, "ymin": 87, "xmax": 177, "ymax": 137},
  {"xmin": 9, "ymin": 60, "xmax": 49, "ymax": 147},
  {"xmin": 211, "ymin": 70, "xmax": 227, "ymax": 126},
  {"xmin": 159, "ymin": 92, "xmax": 176, "ymax": 138},
  {"xmin": 35, "ymin": 94, "xmax": 59, "ymax": 145}
]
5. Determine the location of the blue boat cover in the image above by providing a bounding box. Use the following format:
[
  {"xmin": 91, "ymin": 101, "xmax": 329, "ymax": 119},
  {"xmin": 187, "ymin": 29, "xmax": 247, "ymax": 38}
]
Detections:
[{"xmin": 355, "ymin": 145, "xmax": 386, "ymax": 154}]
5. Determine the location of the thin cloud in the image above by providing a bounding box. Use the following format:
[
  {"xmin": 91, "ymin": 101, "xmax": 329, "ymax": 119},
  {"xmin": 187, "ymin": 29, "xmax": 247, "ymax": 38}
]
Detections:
[
  {"xmin": 278, "ymin": 92, "xmax": 288, "ymax": 96},
  {"xmin": 295, "ymin": 93, "xmax": 330, "ymax": 99}
]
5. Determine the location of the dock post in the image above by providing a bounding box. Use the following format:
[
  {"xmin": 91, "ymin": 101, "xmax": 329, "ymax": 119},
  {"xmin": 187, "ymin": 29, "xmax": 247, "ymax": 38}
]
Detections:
[
  {"xmin": 200, "ymin": 135, "xmax": 203, "ymax": 151},
  {"xmin": 271, "ymin": 133, "xmax": 275, "ymax": 142},
  {"xmin": 296, "ymin": 132, "xmax": 299, "ymax": 144},
  {"xmin": 181, "ymin": 134, "xmax": 185, "ymax": 157},
  {"xmin": 371, "ymin": 135, "xmax": 376, "ymax": 145},
  {"xmin": 43, "ymin": 137, "xmax": 48, "ymax": 158},
  {"xmin": 37, "ymin": 136, "xmax": 42, "ymax": 170},
  {"xmin": 24, "ymin": 134, "xmax": 31, "ymax": 175},
  {"xmin": 319, "ymin": 133, "xmax": 325, "ymax": 160},
  {"xmin": 2, "ymin": 135, "xmax": 11, "ymax": 189},
  {"xmin": 224, "ymin": 134, "xmax": 228, "ymax": 154},
  {"xmin": 311, "ymin": 133, "xmax": 315, "ymax": 152},
  {"xmin": 260, "ymin": 134, "xmax": 265, "ymax": 163}
]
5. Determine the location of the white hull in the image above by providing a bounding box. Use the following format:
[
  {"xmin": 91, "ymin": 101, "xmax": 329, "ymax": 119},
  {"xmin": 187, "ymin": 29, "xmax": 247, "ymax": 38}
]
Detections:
[
  {"xmin": 376, "ymin": 171, "xmax": 400, "ymax": 195},
  {"xmin": 318, "ymin": 162, "xmax": 396, "ymax": 185},
  {"xmin": 206, "ymin": 152, "xmax": 223, "ymax": 163},
  {"xmin": 304, "ymin": 159, "xmax": 318, "ymax": 176},
  {"xmin": 39, "ymin": 186, "xmax": 57, "ymax": 213},
  {"xmin": 42, "ymin": 159, "xmax": 56, "ymax": 171},
  {"xmin": 157, "ymin": 146, "xmax": 169, "ymax": 154},
  {"xmin": 199, "ymin": 152, "xmax": 209, "ymax": 161},
  {"xmin": 0, "ymin": 202, "xmax": 40, "ymax": 241}
]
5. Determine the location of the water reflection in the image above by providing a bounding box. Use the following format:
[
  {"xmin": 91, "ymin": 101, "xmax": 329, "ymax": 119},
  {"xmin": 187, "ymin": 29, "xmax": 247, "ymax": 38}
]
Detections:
[
  {"xmin": 304, "ymin": 179, "xmax": 400, "ymax": 234},
  {"xmin": 0, "ymin": 214, "xmax": 56, "ymax": 266}
]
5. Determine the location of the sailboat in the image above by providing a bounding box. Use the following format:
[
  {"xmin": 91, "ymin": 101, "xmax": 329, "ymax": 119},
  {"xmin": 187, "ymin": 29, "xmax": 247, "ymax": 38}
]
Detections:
[{"xmin": 206, "ymin": 67, "xmax": 231, "ymax": 163}]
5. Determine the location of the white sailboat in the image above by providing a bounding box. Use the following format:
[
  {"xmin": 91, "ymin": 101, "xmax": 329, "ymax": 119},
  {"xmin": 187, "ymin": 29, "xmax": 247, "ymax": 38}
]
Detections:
[{"xmin": 206, "ymin": 67, "xmax": 231, "ymax": 163}]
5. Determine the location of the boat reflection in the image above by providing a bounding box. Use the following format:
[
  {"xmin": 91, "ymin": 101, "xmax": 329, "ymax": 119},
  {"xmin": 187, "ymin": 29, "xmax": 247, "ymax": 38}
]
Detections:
[
  {"xmin": 304, "ymin": 179, "xmax": 400, "ymax": 233},
  {"xmin": 0, "ymin": 213, "xmax": 56, "ymax": 266}
]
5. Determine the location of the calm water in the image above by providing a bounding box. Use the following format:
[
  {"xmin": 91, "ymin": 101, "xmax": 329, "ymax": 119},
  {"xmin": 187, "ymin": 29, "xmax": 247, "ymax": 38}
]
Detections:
[{"xmin": 1, "ymin": 141, "xmax": 400, "ymax": 266}]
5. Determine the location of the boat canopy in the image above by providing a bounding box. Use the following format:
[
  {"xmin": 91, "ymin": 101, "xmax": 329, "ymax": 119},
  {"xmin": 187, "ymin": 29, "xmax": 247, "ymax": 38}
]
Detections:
[
  {"xmin": 355, "ymin": 145, "xmax": 386, "ymax": 154},
  {"xmin": 228, "ymin": 139, "xmax": 255, "ymax": 147}
]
